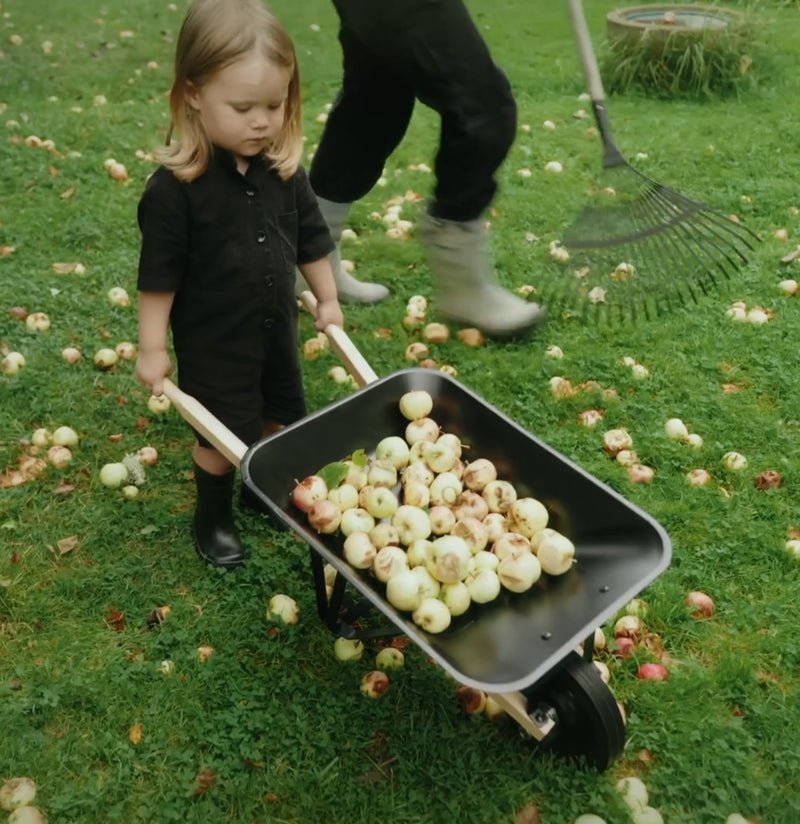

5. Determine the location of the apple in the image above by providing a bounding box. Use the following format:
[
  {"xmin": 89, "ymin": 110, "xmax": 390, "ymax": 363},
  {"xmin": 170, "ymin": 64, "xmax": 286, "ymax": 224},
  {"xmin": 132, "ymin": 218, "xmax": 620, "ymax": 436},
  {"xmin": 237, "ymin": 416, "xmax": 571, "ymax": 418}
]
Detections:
[
  {"xmin": 452, "ymin": 490, "xmax": 489, "ymax": 521},
  {"xmin": 483, "ymin": 512, "xmax": 508, "ymax": 543},
  {"xmin": 372, "ymin": 545, "xmax": 408, "ymax": 582},
  {"xmin": 1, "ymin": 351, "xmax": 26, "ymax": 375},
  {"xmin": 428, "ymin": 535, "xmax": 471, "ymax": 584},
  {"xmin": 492, "ymin": 532, "xmax": 531, "ymax": 561},
  {"xmin": 405, "ymin": 416, "xmax": 440, "ymax": 445},
  {"xmin": 147, "ymin": 393, "xmax": 171, "ymax": 414},
  {"xmin": 498, "ymin": 552, "xmax": 542, "ymax": 593},
  {"xmin": 99, "ymin": 462, "xmax": 129, "ymax": 488},
  {"xmin": 291, "ymin": 475, "xmax": 328, "ymax": 513},
  {"xmin": 327, "ymin": 483, "xmax": 358, "ymax": 511},
  {"xmin": 471, "ymin": 550, "xmax": 499, "ymax": 572},
  {"xmin": 369, "ymin": 522, "xmax": 400, "ymax": 550},
  {"xmin": 685, "ymin": 590, "xmax": 715, "ymax": 618},
  {"xmin": 412, "ymin": 597, "xmax": 451, "ymax": 633},
  {"xmin": 402, "ymin": 479, "xmax": 430, "ymax": 508},
  {"xmin": 465, "ymin": 568, "xmax": 501, "ymax": 603},
  {"xmin": 482, "ymin": 479, "xmax": 517, "ymax": 513},
  {"xmin": 451, "ymin": 517, "xmax": 489, "ymax": 554},
  {"xmin": 360, "ymin": 670, "xmax": 390, "ymax": 698},
  {"xmin": 333, "ymin": 637, "xmax": 364, "ymax": 661},
  {"xmin": 108, "ymin": 286, "xmax": 131, "ymax": 307},
  {"xmin": 25, "ymin": 311, "xmax": 50, "ymax": 332},
  {"xmin": 267, "ymin": 593, "xmax": 299, "ymax": 625},
  {"xmin": 424, "ymin": 441, "xmax": 458, "ymax": 474},
  {"xmin": 61, "ymin": 347, "xmax": 82, "ymax": 364},
  {"xmin": 367, "ymin": 458, "xmax": 397, "ymax": 488},
  {"xmin": 535, "ymin": 530, "xmax": 575, "ymax": 575},
  {"xmin": 402, "ymin": 461, "xmax": 434, "ymax": 486},
  {"xmin": 386, "ymin": 569, "xmax": 423, "ymax": 611},
  {"xmin": 507, "ymin": 497, "xmax": 549, "ymax": 538},
  {"xmin": 392, "ymin": 504, "xmax": 432, "ymax": 545},
  {"xmin": 428, "ymin": 505, "xmax": 456, "ymax": 536},
  {"xmin": 616, "ymin": 776, "xmax": 648, "ymax": 814},
  {"xmin": 398, "ymin": 389, "xmax": 433, "ymax": 421},
  {"xmin": 115, "ymin": 341, "xmax": 137, "ymax": 360},
  {"xmin": 362, "ymin": 485, "xmax": 399, "ymax": 520},
  {"xmin": 52, "ymin": 426, "xmax": 79, "ymax": 447},
  {"xmin": 339, "ymin": 507, "xmax": 375, "ymax": 537},
  {"xmin": 31, "ymin": 428, "xmax": 51, "ymax": 447},
  {"xmin": 613, "ymin": 614, "xmax": 643, "ymax": 640},
  {"xmin": 440, "ymin": 581, "xmax": 471, "ymax": 616},
  {"xmin": 429, "ymin": 471, "xmax": 462, "ymax": 506},
  {"xmin": 405, "ymin": 538, "xmax": 433, "ymax": 568},
  {"xmin": 436, "ymin": 432, "xmax": 462, "ymax": 459},
  {"xmin": 308, "ymin": 499, "xmax": 342, "ymax": 534},
  {"xmin": 94, "ymin": 347, "xmax": 119, "ymax": 370},
  {"xmin": 375, "ymin": 435, "xmax": 411, "ymax": 469},
  {"xmin": 343, "ymin": 460, "xmax": 368, "ymax": 490},
  {"xmin": 47, "ymin": 445, "xmax": 72, "ymax": 469},
  {"xmin": 636, "ymin": 663, "xmax": 668, "ymax": 681},
  {"xmin": 462, "ymin": 458, "xmax": 497, "ymax": 492},
  {"xmin": 375, "ymin": 647, "xmax": 405, "ymax": 670}
]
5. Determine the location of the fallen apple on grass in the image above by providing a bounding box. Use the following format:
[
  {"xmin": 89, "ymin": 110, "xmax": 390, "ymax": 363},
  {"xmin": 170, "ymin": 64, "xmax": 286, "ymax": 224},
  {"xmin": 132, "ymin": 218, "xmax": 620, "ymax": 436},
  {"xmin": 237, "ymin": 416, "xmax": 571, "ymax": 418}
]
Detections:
[
  {"xmin": 637, "ymin": 662, "xmax": 669, "ymax": 681},
  {"xmin": 685, "ymin": 590, "xmax": 715, "ymax": 618},
  {"xmin": 360, "ymin": 670, "xmax": 390, "ymax": 698},
  {"xmin": 267, "ymin": 594, "xmax": 300, "ymax": 625},
  {"xmin": 1, "ymin": 351, "xmax": 26, "ymax": 375}
]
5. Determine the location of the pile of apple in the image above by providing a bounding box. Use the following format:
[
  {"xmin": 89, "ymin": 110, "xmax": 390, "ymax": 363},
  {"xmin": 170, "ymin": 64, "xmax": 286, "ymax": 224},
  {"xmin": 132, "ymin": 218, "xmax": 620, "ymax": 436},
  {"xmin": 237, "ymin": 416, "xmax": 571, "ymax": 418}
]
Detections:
[{"xmin": 291, "ymin": 390, "xmax": 576, "ymax": 634}]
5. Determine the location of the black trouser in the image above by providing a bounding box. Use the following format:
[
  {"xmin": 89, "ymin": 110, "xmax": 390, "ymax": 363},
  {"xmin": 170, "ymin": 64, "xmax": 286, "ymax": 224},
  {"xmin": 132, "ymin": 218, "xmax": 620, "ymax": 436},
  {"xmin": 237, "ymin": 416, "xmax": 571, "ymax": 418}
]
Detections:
[{"xmin": 309, "ymin": 0, "xmax": 517, "ymax": 223}]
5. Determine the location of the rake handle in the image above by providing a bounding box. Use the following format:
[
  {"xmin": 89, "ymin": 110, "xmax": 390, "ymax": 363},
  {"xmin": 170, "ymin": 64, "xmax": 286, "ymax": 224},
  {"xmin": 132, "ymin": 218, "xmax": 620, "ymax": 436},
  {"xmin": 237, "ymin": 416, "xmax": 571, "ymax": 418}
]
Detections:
[
  {"xmin": 565, "ymin": 0, "xmax": 625, "ymax": 168},
  {"xmin": 299, "ymin": 291, "xmax": 379, "ymax": 387}
]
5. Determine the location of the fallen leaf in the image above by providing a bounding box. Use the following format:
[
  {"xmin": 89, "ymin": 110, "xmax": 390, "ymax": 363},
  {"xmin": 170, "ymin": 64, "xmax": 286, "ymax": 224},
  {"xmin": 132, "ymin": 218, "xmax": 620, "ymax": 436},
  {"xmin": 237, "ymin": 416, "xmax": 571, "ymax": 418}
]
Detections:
[
  {"xmin": 145, "ymin": 605, "xmax": 171, "ymax": 628},
  {"xmin": 10, "ymin": 551, "xmax": 20, "ymax": 564},
  {"xmin": 108, "ymin": 433, "xmax": 123, "ymax": 443},
  {"xmin": 8, "ymin": 677, "xmax": 23, "ymax": 690},
  {"xmin": 0, "ymin": 245, "xmax": 16, "ymax": 256},
  {"xmin": 106, "ymin": 608, "xmax": 126, "ymax": 633},
  {"xmin": 0, "ymin": 469, "xmax": 26, "ymax": 488},
  {"xmin": 780, "ymin": 247, "xmax": 800, "ymax": 264},
  {"xmin": 53, "ymin": 483, "xmax": 76, "ymax": 495},
  {"xmin": 60, "ymin": 185, "xmax": 76, "ymax": 200},
  {"xmin": 372, "ymin": 327, "xmax": 393, "ymax": 339},
  {"xmin": 135, "ymin": 416, "xmax": 149, "ymax": 431},
  {"xmin": 721, "ymin": 383, "xmax": 746, "ymax": 394},
  {"xmin": 515, "ymin": 805, "xmax": 542, "ymax": 824},
  {"xmin": 128, "ymin": 723, "xmax": 143, "ymax": 745},
  {"xmin": 48, "ymin": 165, "xmax": 60, "ymax": 177},
  {"xmin": 193, "ymin": 766, "xmax": 217, "ymax": 796},
  {"xmin": 56, "ymin": 535, "xmax": 79, "ymax": 555}
]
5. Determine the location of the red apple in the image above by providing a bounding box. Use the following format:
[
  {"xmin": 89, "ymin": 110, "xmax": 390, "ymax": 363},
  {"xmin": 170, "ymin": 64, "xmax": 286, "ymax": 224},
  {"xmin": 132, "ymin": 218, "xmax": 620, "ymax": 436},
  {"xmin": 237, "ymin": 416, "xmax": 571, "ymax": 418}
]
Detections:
[
  {"xmin": 637, "ymin": 662, "xmax": 668, "ymax": 681},
  {"xmin": 686, "ymin": 590, "xmax": 715, "ymax": 619}
]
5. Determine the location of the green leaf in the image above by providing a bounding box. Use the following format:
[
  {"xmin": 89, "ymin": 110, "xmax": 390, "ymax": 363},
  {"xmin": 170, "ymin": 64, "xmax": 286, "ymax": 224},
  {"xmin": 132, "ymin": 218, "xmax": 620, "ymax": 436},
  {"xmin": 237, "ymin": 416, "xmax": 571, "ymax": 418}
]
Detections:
[
  {"xmin": 317, "ymin": 462, "xmax": 349, "ymax": 490},
  {"xmin": 349, "ymin": 449, "xmax": 368, "ymax": 468}
]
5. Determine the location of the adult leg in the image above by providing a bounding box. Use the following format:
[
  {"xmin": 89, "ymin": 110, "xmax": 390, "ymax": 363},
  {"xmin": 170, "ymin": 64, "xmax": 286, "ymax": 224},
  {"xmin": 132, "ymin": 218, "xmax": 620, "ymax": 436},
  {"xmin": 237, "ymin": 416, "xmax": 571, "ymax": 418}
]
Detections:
[
  {"xmin": 405, "ymin": 1, "xmax": 543, "ymax": 335},
  {"xmin": 299, "ymin": 26, "xmax": 416, "ymax": 303}
]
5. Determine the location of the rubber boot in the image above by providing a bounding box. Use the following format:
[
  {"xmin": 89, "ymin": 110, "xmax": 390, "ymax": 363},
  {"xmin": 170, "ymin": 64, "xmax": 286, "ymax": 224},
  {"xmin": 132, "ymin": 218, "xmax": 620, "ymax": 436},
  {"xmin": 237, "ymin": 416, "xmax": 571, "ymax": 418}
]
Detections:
[
  {"xmin": 295, "ymin": 197, "xmax": 390, "ymax": 304},
  {"xmin": 193, "ymin": 463, "xmax": 248, "ymax": 569},
  {"xmin": 419, "ymin": 212, "xmax": 544, "ymax": 338}
]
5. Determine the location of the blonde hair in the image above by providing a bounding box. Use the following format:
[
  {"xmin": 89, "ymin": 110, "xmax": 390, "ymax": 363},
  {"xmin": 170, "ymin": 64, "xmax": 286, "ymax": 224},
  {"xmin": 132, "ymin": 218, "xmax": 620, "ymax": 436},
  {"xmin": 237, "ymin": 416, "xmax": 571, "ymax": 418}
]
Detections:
[{"xmin": 159, "ymin": 0, "xmax": 302, "ymax": 182}]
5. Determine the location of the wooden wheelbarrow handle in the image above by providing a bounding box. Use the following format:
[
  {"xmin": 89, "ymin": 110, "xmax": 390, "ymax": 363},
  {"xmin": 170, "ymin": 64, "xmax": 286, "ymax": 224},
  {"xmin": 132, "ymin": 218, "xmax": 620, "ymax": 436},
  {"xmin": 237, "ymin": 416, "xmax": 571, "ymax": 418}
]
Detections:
[
  {"xmin": 298, "ymin": 291, "xmax": 378, "ymax": 387},
  {"xmin": 161, "ymin": 379, "xmax": 247, "ymax": 468}
]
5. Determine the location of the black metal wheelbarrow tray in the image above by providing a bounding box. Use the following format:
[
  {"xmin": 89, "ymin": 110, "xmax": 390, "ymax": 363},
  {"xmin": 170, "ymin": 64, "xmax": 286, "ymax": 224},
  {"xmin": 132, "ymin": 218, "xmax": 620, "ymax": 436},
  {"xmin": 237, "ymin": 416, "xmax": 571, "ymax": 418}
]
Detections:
[{"xmin": 162, "ymin": 293, "xmax": 671, "ymax": 771}]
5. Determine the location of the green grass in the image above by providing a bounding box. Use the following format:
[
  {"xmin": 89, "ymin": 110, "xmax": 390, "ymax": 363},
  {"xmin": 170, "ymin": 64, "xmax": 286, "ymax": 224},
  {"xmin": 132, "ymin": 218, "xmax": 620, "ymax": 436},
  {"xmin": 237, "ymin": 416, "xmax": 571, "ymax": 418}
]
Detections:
[{"xmin": 2, "ymin": 0, "xmax": 800, "ymax": 821}]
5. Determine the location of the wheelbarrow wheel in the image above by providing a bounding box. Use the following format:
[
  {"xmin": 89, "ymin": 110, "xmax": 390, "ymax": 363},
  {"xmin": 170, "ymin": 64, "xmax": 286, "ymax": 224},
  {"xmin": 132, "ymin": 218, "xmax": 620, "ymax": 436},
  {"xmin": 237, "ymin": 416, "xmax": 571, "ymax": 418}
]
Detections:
[{"xmin": 525, "ymin": 651, "xmax": 625, "ymax": 771}]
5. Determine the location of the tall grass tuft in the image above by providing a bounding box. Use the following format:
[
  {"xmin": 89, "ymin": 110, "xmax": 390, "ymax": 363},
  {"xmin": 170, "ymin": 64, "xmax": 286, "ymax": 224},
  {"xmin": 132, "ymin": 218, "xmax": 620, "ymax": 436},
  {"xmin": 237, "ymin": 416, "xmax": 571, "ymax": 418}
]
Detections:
[{"xmin": 602, "ymin": 9, "xmax": 768, "ymax": 99}]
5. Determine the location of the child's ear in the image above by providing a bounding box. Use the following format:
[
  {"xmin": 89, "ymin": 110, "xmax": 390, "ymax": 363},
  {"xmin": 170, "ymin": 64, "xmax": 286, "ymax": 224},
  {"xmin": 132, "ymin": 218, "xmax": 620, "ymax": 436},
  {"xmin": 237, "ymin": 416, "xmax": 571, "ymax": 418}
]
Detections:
[{"xmin": 184, "ymin": 81, "xmax": 201, "ymax": 110}]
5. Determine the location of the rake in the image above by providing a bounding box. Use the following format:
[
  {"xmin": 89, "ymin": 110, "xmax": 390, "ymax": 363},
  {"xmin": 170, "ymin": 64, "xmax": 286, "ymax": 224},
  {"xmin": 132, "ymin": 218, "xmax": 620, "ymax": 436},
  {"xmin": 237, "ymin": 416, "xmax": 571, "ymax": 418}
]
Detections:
[{"xmin": 549, "ymin": 0, "xmax": 761, "ymax": 321}]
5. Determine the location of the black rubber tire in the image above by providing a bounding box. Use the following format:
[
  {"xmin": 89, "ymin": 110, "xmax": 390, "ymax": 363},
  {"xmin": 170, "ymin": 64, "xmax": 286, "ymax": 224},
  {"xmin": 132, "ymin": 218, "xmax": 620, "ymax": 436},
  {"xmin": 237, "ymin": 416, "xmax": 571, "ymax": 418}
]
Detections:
[{"xmin": 524, "ymin": 651, "xmax": 625, "ymax": 771}]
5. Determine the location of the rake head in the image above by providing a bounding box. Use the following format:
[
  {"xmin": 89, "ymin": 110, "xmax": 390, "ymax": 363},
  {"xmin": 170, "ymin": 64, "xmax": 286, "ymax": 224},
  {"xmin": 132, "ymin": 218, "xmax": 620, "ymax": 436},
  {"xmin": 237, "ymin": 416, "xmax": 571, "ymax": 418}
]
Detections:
[{"xmin": 544, "ymin": 162, "xmax": 760, "ymax": 323}]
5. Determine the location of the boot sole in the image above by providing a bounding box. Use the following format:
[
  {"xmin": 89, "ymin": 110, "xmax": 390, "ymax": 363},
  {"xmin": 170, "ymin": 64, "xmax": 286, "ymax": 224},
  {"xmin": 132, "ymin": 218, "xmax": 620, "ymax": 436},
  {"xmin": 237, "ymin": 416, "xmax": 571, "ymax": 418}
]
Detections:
[{"xmin": 439, "ymin": 308, "xmax": 547, "ymax": 340}]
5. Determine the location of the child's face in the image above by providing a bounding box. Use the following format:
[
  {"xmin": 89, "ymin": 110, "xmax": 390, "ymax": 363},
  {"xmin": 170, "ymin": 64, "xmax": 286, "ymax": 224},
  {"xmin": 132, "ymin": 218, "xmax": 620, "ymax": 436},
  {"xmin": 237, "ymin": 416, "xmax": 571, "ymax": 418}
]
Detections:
[{"xmin": 187, "ymin": 50, "xmax": 291, "ymax": 164}]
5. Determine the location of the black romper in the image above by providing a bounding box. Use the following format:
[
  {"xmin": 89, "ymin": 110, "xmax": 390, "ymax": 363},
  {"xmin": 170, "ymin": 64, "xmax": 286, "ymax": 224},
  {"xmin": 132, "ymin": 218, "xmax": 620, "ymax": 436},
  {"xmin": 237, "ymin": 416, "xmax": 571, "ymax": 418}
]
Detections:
[{"xmin": 137, "ymin": 147, "xmax": 334, "ymax": 447}]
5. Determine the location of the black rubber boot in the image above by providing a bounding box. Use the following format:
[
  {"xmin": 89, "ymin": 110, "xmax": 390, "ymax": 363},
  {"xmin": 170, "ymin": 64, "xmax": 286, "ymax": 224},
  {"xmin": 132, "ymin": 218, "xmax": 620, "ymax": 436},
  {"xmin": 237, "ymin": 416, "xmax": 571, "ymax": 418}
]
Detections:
[{"xmin": 193, "ymin": 463, "xmax": 248, "ymax": 569}]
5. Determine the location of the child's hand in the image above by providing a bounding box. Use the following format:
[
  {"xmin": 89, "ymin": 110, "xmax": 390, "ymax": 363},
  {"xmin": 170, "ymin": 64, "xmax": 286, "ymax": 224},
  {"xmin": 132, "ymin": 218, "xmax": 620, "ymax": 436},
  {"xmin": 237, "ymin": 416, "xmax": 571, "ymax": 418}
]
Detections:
[
  {"xmin": 135, "ymin": 348, "xmax": 173, "ymax": 396},
  {"xmin": 314, "ymin": 298, "xmax": 344, "ymax": 332}
]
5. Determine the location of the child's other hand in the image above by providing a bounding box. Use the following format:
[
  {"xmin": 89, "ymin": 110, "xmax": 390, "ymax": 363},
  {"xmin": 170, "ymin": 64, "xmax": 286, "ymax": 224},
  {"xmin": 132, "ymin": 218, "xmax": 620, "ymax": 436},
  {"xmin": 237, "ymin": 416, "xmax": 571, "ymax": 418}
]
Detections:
[
  {"xmin": 315, "ymin": 299, "xmax": 344, "ymax": 331},
  {"xmin": 135, "ymin": 348, "xmax": 173, "ymax": 396}
]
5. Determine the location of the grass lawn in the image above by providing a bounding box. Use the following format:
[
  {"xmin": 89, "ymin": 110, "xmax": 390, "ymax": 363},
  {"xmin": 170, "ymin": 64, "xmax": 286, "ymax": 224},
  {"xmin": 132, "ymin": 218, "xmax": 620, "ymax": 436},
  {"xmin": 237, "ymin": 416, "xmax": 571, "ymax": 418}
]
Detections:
[{"xmin": 2, "ymin": 0, "xmax": 800, "ymax": 821}]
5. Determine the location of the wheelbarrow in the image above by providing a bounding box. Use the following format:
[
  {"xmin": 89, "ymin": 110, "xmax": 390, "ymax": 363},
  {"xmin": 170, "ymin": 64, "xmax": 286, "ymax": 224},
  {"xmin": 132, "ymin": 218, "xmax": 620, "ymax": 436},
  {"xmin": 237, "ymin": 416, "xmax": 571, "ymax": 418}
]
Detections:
[{"xmin": 162, "ymin": 293, "xmax": 671, "ymax": 771}]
